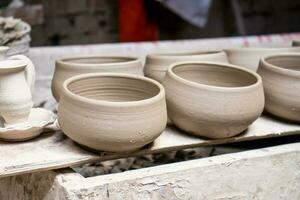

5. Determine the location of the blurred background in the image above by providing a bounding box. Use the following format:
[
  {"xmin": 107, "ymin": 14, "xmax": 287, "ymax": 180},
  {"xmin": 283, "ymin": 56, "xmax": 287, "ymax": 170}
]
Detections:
[{"xmin": 0, "ymin": 0, "xmax": 300, "ymax": 46}]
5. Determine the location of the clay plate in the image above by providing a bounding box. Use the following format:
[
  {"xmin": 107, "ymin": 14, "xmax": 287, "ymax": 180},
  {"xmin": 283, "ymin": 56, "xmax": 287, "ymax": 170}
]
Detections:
[{"xmin": 0, "ymin": 108, "xmax": 56, "ymax": 141}]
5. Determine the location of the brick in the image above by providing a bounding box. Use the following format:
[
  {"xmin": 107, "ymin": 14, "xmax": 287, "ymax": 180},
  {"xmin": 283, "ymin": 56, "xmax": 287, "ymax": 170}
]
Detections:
[
  {"xmin": 43, "ymin": 0, "xmax": 87, "ymax": 16},
  {"xmin": 75, "ymin": 14, "xmax": 98, "ymax": 34},
  {"xmin": 30, "ymin": 25, "xmax": 49, "ymax": 46},
  {"xmin": 60, "ymin": 28, "xmax": 118, "ymax": 45},
  {"xmin": 1, "ymin": 4, "xmax": 44, "ymax": 26},
  {"xmin": 65, "ymin": 0, "xmax": 87, "ymax": 14},
  {"xmin": 86, "ymin": 0, "xmax": 108, "ymax": 13},
  {"xmin": 45, "ymin": 17, "xmax": 73, "ymax": 37}
]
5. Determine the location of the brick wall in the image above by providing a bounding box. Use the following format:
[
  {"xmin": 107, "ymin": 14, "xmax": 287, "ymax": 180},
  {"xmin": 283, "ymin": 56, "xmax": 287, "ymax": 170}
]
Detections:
[
  {"xmin": 24, "ymin": 0, "xmax": 118, "ymax": 46},
  {"xmin": 1, "ymin": 0, "xmax": 300, "ymax": 46}
]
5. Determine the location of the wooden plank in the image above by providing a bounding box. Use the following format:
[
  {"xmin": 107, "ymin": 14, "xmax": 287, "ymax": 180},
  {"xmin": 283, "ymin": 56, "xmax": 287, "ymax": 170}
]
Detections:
[
  {"xmin": 2, "ymin": 142, "xmax": 300, "ymax": 199},
  {"xmin": 0, "ymin": 114, "xmax": 300, "ymax": 178}
]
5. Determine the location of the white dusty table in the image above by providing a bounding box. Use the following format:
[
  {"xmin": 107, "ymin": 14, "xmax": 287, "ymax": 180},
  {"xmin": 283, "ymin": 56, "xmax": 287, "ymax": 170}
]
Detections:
[
  {"xmin": 0, "ymin": 114, "xmax": 300, "ymax": 178},
  {"xmin": 1, "ymin": 33, "xmax": 300, "ymax": 199}
]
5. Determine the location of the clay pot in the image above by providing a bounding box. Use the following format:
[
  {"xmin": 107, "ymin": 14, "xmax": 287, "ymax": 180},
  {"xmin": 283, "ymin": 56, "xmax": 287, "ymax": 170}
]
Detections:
[
  {"xmin": 144, "ymin": 50, "xmax": 228, "ymax": 83},
  {"xmin": 163, "ymin": 62, "xmax": 264, "ymax": 139},
  {"xmin": 292, "ymin": 40, "xmax": 300, "ymax": 47},
  {"xmin": 225, "ymin": 46, "xmax": 300, "ymax": 71},
  {"xmin": 257, "ymin": 53, "xmax": 300, "ymax": 122},
  {"xmin": 58, "ymin": 73, "xmax": 167, "ymax": 152},
  {"xmin": 52, "ymin": 55, "xmax": 143, "ymax": 102}
]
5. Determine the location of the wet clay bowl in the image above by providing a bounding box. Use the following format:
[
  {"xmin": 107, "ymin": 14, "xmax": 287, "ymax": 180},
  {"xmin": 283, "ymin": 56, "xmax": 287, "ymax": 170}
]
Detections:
[
  {"xmin": 163, "ymin": 62, "xmax": 264, "ymax": 139},
  {"xmin": 52, "ymin": 55, "xmax": 143, "ymax": 102},
  {"xmin": 225, "ymin": 46, "xmax": 300, "ymax": 72},
  {"xmin": 293, "ymin": 40, "xmax": 300, "ymax": 47},
  {"xmin": 58, "ymin": 73, "xmax": 167, "ymax": 152},
  {"xmin": 144, "ymin": 50, "xmax": 228, "ymax": 83},
  {"xmin": 258, "ymin": 53, "xmax": 300, "ymax": 122}
]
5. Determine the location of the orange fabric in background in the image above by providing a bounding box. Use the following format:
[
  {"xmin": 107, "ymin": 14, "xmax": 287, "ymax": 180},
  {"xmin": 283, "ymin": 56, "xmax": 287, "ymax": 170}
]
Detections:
[{"xmin": 119, "ymin": 0, "xmax": 159, "ymax": 42}]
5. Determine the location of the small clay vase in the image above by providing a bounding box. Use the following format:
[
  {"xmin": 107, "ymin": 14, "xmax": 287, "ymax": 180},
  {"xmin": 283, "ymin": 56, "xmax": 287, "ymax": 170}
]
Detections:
[
  {"xmin": 225, "ymin": 46, "xmax": 300, "ymax": 72},
  {"xmin": 0, "ymin": 58, "xmax": 35, "ymax": 126},
  {"xmin": 258, "ymin": 53, "xmax": 300, "ymax": 122},
  {"xmin": 58, "ymin": 73, "xmax": 167, "ymax": 152},
  {"xmin": 144, "ymin": 50, "xmax": 229, "ymax": 83},
  {"xmin": 52, "ymin": 55, "xmax": 143, "ymax": 102},
  {"xmin": 163, "ymin": 61, "xmax": 264, "ymax": 139},
  {"xmin": 292, "ymin": 40, "xmax": 300, "ymax": 47}
]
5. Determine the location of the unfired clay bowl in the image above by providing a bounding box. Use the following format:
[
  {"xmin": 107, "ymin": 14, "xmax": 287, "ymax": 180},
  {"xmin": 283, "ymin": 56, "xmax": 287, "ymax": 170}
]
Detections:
[
  {"xmin": 144, "ymin": 50, "xmax": 229, "ymax": 83},
  {"xmin": 52, "ymin": 55, "xmax": 143, "ymax": 101},
  {"xmin": 258, "ymin": 53, "xmax": 300, "ymax": 122},
  {"xmin": 163, "ymin": 62, "xmax": 264, "ymax": 139},
  {"xmin": 225, "ymin": 46, "xmax": 300, "ymax": 71},
  {"xmin": 58, "ymin": 73, "xmax": 167, "ymax": 152},
  {"xmin": 293, "ymin": 40, "xmax": 300, "ymax": 47}
]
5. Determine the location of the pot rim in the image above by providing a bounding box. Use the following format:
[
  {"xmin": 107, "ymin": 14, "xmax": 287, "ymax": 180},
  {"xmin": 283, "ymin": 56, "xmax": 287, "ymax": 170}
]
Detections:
[
  {"xmin": 225, "ymin": 46, "xmax": 300, "ymax": 53},
  {"xmin": 56, "ymin": 55, "xmax": 141, "ymax": 68},
  {"xmin": 166, "ymin": 61, "xmax": 262, "ymax": 92},
  {"xmin": 147, "ymin": 50, "xmax": 224, "ymax": 60},
  {"xmin": 0, "ymin": 46, "xmax": 9, "ymax": 52},
  {"xmin": 62, "ymin": 73, "xmax": 165, "ymax": 107},
  {"xmin": 0, "ymin": 59, "xmax": 27, "ymax": 70},
  {"xmin": 260, "ymin": 53, "xmax": 300, "ymax": 76}
]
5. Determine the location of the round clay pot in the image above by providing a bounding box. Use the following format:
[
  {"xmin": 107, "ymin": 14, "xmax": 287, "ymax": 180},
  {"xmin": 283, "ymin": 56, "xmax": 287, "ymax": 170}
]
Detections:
[
  {"xmin": 144, "ymin": 50, "xmax": 228, "ymax": 83},
  {"xmin": 292, "ymin": 40, "xmax": 300, "ymax": 47},
  {"xmin": 257, "ymin": 53, "xmax": 300, "ymax": 122},
  {"xmin": 52, "ymin": 55, "xmax": 143, "ymax": 102},
  {"xmin": 225, "ymin": 46, "xmax": 300, "ymax": 72},
  {"xmin": 58, "ymin": 73, "xmax": 167, "ymax": 152},
  {"xmin": 163, "ymin": 62, "xmax": 264, "ymax": 139}
]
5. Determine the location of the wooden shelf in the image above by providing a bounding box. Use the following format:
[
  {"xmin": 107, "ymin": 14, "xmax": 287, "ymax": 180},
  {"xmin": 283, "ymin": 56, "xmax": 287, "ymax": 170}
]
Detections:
[{"xmin": 1, "ymin": 114, "xmax": 300, "ymax": 178}]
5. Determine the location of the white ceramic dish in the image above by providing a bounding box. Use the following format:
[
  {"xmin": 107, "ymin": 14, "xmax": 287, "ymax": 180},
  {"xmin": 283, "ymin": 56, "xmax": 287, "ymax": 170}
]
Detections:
[{"xmin": 0, "ymin": 108, "xmax": 56, "ymax": 141}]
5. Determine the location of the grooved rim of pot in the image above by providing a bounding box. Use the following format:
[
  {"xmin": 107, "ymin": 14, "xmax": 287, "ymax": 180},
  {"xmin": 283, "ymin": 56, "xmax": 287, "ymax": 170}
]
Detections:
[
  {"xmin": 147, "ymin": 50, "xmax": 223, "ymax": 60},
  {"xmin": 260, "ymin": 53, "xmax": 300, "ymax": 77},
  {"xmin": 56, "ymin": 55, "xmax": 141, "ymax": 68},
  {"xmin": 62, "ymin": 73, "xmax": 165, "ymax": 108},
  {"xmin": 167, "ymin": 61, "xmax": 262, "ymax": 92},
  {"xmin": 0, "ymin": 59, "xmax": 27, "ymax": 70}
]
